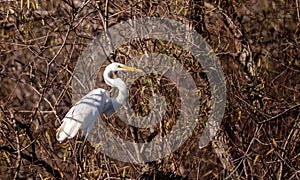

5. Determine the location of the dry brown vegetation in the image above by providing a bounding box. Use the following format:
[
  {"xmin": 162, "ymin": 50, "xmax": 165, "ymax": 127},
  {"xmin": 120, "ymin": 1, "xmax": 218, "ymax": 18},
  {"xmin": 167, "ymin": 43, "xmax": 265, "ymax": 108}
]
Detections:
[{"xmin": 0, "ymin": 0, "xmax": 299, "ymax": 179}]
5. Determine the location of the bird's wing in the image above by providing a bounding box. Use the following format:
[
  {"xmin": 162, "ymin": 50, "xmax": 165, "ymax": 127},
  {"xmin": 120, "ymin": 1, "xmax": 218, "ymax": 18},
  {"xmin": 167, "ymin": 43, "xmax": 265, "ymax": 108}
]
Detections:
[
  {"xmin": 101, "ymin": 91, "xmax": 115, "ymax": 115},
  {"xmin": 56, "ymin": 106, "xmax": 81, "ymax": 142},
  {"xmin": 56, "ymin": 88, "xmax": 111, "ymax": 142}
]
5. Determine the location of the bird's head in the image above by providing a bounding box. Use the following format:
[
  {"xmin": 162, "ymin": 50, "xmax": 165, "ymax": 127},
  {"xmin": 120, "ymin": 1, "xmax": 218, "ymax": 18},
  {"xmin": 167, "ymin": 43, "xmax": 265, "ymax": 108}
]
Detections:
[{"xmin": 103, "ymin": 62, "xmax": 143, "ymax": 88}]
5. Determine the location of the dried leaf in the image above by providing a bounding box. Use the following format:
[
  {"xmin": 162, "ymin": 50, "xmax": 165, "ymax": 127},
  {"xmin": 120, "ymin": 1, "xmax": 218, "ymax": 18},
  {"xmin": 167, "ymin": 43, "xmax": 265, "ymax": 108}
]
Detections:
[
  {"xmin": 266, "ymin": 148, "xmax": 274, "ymax": 155},
  {"xmin": 254, "ymin": 154, "xmax": 260, "ymax": 164},
  {"xmin": 272, "ymin": 138, "xmax": 277, "ymax": 148}
]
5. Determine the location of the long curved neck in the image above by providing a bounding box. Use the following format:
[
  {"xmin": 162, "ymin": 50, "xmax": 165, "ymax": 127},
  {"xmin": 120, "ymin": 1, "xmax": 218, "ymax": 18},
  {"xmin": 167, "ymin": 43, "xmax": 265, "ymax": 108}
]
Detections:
[
  {"xmin": 103, "ymin": 69, "xmax": 128, "ymax": 108},
  {"xmin": 112, "ymin": 78, "xmax": 128, "ymax": 105}
]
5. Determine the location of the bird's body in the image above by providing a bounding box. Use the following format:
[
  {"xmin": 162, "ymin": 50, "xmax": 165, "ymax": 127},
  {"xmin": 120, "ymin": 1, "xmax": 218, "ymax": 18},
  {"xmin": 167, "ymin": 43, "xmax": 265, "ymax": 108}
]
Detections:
[
  {"xmin": 56, "ymin": 88, "xmax": 112, "ymax": 142},
  {"xmin": 56, "ymin": 63, "xmax": 142, "ymax": 142}
]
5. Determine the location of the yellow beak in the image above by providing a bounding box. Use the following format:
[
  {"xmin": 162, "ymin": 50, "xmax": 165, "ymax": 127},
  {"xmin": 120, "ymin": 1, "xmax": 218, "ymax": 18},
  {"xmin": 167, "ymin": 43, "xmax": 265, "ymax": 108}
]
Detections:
[{"xmin": 120, "ymin": 65, "xmax": 143, "ymax": 72}]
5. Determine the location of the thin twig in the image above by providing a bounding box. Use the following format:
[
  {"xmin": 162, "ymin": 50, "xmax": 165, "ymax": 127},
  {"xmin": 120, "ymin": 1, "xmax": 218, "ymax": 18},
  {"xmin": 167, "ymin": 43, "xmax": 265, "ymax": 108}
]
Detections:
[
  {"xmin": 0, "ymin": 145, "xmax": 62, "ymax": 179},
  {"xmin": 225, "ymin": 124, "xmax": 263, "ymax": 179},
  {"xmin": 12, "ymin": 114, "xmax": 21, "ymax": 180},
  {"xmin": 259, "ymin": 104, "xmax": 300, "ymax": 124},
  {"xmin": 296, "ymin": 0, "xmax": 300, "ymax": 23}
]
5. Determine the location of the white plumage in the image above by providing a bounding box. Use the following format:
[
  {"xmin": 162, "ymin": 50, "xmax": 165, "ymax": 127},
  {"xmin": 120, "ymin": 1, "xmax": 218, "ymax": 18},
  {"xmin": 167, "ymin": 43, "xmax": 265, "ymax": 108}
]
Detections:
[{"xmin": 56, "ymin": 63, "xmax": 142, "ymax": 142}]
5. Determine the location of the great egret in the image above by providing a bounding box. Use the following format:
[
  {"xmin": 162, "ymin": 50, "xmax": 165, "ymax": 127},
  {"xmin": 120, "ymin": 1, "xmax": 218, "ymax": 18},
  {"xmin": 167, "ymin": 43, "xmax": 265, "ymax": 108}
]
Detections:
[{"xmin": 56, "ymin": 62, "xmax": 143, "ymax": 142}]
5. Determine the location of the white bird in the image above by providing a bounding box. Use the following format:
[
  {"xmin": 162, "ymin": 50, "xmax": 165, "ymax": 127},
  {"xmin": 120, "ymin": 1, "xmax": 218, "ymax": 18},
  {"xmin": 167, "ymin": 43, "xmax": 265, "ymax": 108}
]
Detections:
[{"xmin": 56, "ymin": 62, "xmax": 142, "ymax": 142}]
